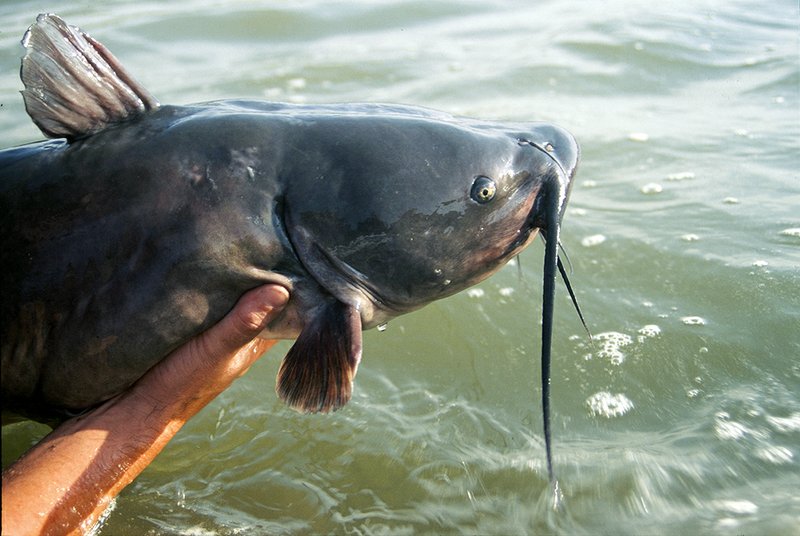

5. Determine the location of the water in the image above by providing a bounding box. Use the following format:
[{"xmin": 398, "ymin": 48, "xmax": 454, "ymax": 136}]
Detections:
[{"xmin": 2, "ymin": 0, "xmax": 798, "ymax": 533}]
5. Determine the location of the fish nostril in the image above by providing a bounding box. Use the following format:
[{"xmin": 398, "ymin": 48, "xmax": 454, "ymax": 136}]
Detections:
[{"xmin": 517, "ymin": 137, "xmax": 555, "ymax": 154}]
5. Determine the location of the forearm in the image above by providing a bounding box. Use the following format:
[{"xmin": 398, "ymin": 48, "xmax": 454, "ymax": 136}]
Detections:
[
  {"xmin": 2, "ymin": 285, "xmax": 288, "ymax": 535},
  {"xmin": 2, "ymin": 339, "xmax": 277, "ymax": 535},
  {"xmin": 2, "ymin": 392, "xmax": 187, "ymax": 535}
]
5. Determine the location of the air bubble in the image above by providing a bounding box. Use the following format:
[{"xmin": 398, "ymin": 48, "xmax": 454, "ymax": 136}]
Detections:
[
  {"xmin": 712, "ymin": 500, "xmax": 758, "ymax": 516},
  {"xmin": 287, "ymin": 77, "xmax": 307, "ymax": 90},
  {"xmin": 666, "ymin": 171, "xmax": 695, "ymax": 181},
  {"xmin": 681, "ymin": 316, "xmax": 706, "ymax": 326},
  {"xmin": 637, "ymin": 325, "xmax": 661, "ymax": 337},
  {"xmin": 581, "ymin": 234, "xmax": 606, "ymax": 247},
  {"xmin": 640, "ymin": 182, "xmax": 662, "ymax": 194},
  {"xmin": 779, "ymin": 228, "xmax": 800, "ymax": 237},
  {"xmin": 592, "ymin": 331, "xmax": 632, "ymax": 365},
  {"xmin": 587, "ymin": 391, "xmax": 634, "ymax": 418}
]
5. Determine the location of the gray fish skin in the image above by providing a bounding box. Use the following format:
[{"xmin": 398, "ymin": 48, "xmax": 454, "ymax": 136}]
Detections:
[
  {"xmin": 1, "ymin": 14, "xmax": 579, "ymax": 422},
  {"xmin": 0, "ymin": 101, "xmax": 577, "ymax": 418}
]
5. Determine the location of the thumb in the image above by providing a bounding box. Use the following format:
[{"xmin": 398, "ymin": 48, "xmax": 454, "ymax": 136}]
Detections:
[{"xmin": 199, "ymin": 285, "xmax": 290, "ymax": 357}]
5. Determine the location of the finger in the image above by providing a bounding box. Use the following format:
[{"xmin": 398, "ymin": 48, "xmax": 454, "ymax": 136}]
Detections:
[{"xmin": 199, "ymin": 285, "xmax": 289, "ymax": 358}]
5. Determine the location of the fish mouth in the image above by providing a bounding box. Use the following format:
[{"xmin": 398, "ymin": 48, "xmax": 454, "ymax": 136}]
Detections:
[
  {"xmin": 500, "ymin": 128, "xmax": 579, "ymax": 260},
  {"xmin": 518, "ymin": 124, "xmax": 580, "ymax": 222}
]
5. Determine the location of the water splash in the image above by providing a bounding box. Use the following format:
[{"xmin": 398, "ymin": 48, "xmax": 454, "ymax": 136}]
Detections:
[
  {"xmin": 580, "ymin": 234, "xmax": 606, "ymax": 248},
  {"xmin": 587, "ymin": 391, "xmax": 634, "ymax": 418},
  {"xmin": 590, "ymin": 331, "xmax": 633, "ymax": 365},
  {"xmin": 640, "ymin": 183, "xmax": 663, "ymax": 194}
]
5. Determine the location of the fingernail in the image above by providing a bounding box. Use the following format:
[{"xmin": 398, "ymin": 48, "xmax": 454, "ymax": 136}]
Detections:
[{"xmin": 263, "ymin": 285, "xmax": 290, "ymax": 309}]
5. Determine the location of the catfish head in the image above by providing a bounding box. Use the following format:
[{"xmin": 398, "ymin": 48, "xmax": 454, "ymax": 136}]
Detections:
[
  {"xmin": 283, "ymin": 114, "xmax": 579, "ymax": 326},
  {"xmin": 275, "ymin": 110, "xmax": 579, "ymax": 436}
]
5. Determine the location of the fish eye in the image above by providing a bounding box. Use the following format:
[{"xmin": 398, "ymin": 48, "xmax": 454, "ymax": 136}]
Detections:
[{"xmin": 470, "ymin": 176, "xmax": 496, "ymax": 204}]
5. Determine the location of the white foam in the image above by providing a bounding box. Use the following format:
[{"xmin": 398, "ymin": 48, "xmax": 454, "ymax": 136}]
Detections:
[
  {"xmin": 628, "ymin": 132, "xmax": 649, "ymax": 142},
  {"xmin": 593, "ymin": 331, "xmax": 633, "ymax": 365},
  {"xmin": 681, "ymin": 316, "xmax": 706, "ymax": 326},
  {"xmin": 714, "ymin": 419, "xmax": 747, "ymax": 440},
  {"xmin": 779, "ymin": 227, "xmax": 800, "ymax": 237},
  {"xmin": 287, "ymin": 77, "xmax": 307, "ymax": 90},
  {"xmin": 466, "ymin": 288, "xmax": 485, "ymax": 298},
  {"xmin": 666, "ymin": 171, "xmax": 695, "ymax": 181},
  {"xmin": 637, "ymin": 324, "xmax": 661, "ymax": 338},
  {"xmin": 681, "ymin": 233, "xmax": 700, "ymax": 242},
  {"xmin": 587, "ymin": 391, "xmax": 634, "ymax": 418},
  {"xmin": 756, "ymin": 445, "xmax": 793, "ymax": 465},
  {"xmin": 767, "ymin": 413, "xmax": 800, "ymax": 432},
  {"xmin": 581, "ymin": 234, "xmax": 606, "ymax": 247},
  {"xmin": 713, "ymin": 500, "xmax": 758, "ymax": 515},
  {"xmin": 716, "ymin": 518, "xmax": 740, "ymax": 529},
  {"xmin": 640, "ymin": 182, "xmax": 663, "ymax": 194}
]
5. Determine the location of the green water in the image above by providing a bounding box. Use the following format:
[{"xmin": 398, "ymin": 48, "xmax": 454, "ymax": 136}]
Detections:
[{"xmin": 2, "ymin": 1, "xmax": 798, "ymax": 534}]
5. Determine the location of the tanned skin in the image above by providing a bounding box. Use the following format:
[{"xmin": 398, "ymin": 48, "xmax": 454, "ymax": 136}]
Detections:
[{"xmin": 2, "ymin": 284, "xmax": 289, "ymax": 535}]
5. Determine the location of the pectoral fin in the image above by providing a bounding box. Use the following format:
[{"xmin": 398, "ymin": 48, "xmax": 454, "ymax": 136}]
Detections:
[{"xmin": 276, "ymin": 300, "xmax": 362, "ymax": 413}]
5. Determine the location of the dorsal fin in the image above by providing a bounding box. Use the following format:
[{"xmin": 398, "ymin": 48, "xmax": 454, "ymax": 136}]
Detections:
[{"xmin": 20, "ymin": 13, "xmax": 159, "ymax": 141}]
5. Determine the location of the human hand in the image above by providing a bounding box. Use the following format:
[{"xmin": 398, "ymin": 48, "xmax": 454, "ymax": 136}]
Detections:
[
  {"xmin": 2, "ymin": 284, "xmax": 289, "ymax": 535},
  {"xmin": 136, "ymin": 284, "xmax": 291, "ymax": 414}
]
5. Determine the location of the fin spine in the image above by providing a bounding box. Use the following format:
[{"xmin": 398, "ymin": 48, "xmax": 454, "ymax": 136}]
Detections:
[{"xmin": 20, "ymin": 13, "xmax": 158, "ymax": 140}]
